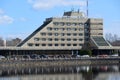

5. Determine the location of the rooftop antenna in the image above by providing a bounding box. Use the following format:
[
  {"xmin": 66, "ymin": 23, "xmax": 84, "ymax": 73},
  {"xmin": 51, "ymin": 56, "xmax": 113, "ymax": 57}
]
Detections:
[
  {"xmin": 78, "ymin": 9, "xmax": 80, "ymax": 13},
  {"xmin": 71, "ymin": 5, "xmax": 74, "ymax": 11},
  {"xmin": 86, "ymin": 0, "xmax": 89, "ymax": 17}
]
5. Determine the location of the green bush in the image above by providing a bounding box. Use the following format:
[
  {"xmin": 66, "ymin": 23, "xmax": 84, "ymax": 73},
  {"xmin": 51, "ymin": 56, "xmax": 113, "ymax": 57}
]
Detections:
[{"xmin": 79, "ymin": 50, "xmax": 92, "ymax": 56}]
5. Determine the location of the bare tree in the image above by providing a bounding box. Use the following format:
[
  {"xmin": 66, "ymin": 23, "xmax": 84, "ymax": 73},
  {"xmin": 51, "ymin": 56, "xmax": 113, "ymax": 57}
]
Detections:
[
  {"xmin": 113, "ymin": 34, "xmax": 118, "ymax": 42},
  {"xmin": 105, "ymin": 33, "xmax": 119, "ymax": 42},
  {"xmin": 106, "ymin": 33, "xmax": 120, "ymax": 46},
  {"xmin": 6, "ymin": 38, "xmax": 22, "ymax": 46},
  {"xmin": 0, "ymin": 37, "xmax": 4, "ymax": 46}
]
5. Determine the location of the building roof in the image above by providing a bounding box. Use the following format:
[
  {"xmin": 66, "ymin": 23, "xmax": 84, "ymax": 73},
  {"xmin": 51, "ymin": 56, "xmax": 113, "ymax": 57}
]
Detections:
[
  {"xmin": 63, "ymin": 11, "xmax": 86, "ymax": 18},
  {"xmin": 17, "ymin": 20, "xmax": 52, "ymax": 47}
]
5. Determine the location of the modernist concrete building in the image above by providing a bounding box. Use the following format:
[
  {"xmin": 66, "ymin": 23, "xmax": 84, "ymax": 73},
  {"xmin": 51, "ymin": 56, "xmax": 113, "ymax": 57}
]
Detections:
[
  {"xmin": 17, "ymin": 10, "xmax": 112, "ymax": 54},
  {"xmin": 0, "ymin": 10, "xmax": 119, "ymax": 56}
]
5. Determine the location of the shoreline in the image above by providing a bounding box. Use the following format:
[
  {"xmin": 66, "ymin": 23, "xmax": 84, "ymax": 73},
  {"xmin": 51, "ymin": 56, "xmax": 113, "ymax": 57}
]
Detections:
[{"xmin": 0, "ymin": 58, "xmax": 120, "ymax": 68}]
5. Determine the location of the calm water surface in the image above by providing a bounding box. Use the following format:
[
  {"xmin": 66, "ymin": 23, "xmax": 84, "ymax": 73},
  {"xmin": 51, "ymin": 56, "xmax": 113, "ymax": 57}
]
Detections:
[{"xmin": 0, "ymin": 64, "xmax": 120, "ymax": 80}]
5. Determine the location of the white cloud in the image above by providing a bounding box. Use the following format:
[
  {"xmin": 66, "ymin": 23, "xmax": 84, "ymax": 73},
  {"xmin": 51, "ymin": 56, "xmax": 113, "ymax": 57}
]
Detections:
[
  {"xmin": 0, "ymin": 15, "xmax": 14, "ymax": 24},
  {"xmin": 0, "ymin": 9, "xmax": 14, "ymax": 25},
  {"xmin": 19, "ymin": 17, "xmax": 27, "ymax": 22},
  {"xmin": 28, "ymin": 0, "xmax": 86, "ymax": 10},
  {"xmin": 0, "ymin": 9, "xmax": 4, "ymax": 14}
]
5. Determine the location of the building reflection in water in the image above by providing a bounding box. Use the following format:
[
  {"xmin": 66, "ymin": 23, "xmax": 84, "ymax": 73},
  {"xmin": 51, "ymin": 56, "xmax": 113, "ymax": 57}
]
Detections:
[{"xmin": 0, "ymin": 65, "xmax": 120, "ymax": 80}]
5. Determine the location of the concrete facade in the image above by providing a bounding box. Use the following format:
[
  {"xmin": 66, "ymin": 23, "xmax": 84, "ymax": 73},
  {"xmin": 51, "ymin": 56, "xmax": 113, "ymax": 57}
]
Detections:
[{"xmin": 18, "ymin": 10, "xmax": 109, "ymax": 50}]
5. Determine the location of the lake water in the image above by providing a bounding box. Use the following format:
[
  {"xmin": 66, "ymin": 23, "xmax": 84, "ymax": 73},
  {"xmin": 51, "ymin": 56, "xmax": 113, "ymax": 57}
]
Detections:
[{"xmin": 0, "ymin": 64, "xmax": 120, "ymax": 80}]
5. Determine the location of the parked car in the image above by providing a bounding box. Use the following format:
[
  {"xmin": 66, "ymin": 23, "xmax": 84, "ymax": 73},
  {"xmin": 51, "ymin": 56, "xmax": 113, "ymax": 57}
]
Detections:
[
  {"xmin": 39, "ymin": 54, "xmax": 48, "ymax": 58},
  {"xmin": 30, "ymin": 54, "xmax": 38, "ymax": 59},
  {"xmin": 97, "ymin": 55, "xmax": 108, "ymax": 58},
  {"xmin": 0, "ymin": 55, "xmax": 5, "ymax": 60},
  {"xmin": 71, "ymin": 54, "xmax": 77, "ymax": 58},
  {"xmin": 22, "ymin": 55, "xmax": 30, "ymax": 60},
  {"xmin": 110, "ymin": 54, "xmax": 119, "ymax": 57},
  {"xmin": 81, "ymin": 55, "xmax": 90, "ymax": 58}
]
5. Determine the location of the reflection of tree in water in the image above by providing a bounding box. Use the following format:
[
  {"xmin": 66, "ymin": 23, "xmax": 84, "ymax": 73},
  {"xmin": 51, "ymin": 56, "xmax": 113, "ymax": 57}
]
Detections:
[
  {"xmin": 81, "ymin": 66, "xmax": 99, "ymax": 80},
  {"xmin": 82, "ymin": 70, "xmax": 93, "ymax": 80},
  {"xmin": 82, "ymin": 65, "xmax": 120, "ymax": 80}
]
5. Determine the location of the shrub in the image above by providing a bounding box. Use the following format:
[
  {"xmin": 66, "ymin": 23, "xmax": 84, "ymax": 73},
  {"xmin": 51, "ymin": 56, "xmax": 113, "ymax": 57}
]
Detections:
[{"xmin": 79, "ymin": 50, "xmax": 92, "ymax": 56}]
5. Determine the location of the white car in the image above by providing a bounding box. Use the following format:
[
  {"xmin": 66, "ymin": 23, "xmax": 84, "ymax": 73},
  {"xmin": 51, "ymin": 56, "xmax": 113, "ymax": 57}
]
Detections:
[
  {"xmin": 110, "ymin": 54, "xmax": 118, "ymax": 57},
  {"xmin": 81, "ymin": 55, "xmax": 90, "ymax": 57},
  {"xmin": 0, "ymin": 55, "xmax": 5, "ymax": 60}
]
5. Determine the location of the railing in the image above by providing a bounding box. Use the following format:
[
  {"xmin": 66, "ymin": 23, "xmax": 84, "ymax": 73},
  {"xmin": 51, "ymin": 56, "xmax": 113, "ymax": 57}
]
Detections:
[{"xmin": 0, "ymin": 57, "xmax": 120, "ymax": 61}]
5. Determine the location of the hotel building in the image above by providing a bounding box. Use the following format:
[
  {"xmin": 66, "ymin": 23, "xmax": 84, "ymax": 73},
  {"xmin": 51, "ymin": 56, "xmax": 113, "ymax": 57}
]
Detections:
[
  {"xmin": 17, "ymin": 10, "xmax": 112, "ymax": 54},
  {"xmin": 0, "ymin": 10, "xmax": 119, "ymax": 56}
]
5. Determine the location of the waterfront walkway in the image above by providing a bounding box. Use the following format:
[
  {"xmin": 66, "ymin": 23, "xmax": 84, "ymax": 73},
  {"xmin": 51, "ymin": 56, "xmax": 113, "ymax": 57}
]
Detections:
[{"xmin": 0, "ymin": 57, "xmax": 120, "ymax": 68}]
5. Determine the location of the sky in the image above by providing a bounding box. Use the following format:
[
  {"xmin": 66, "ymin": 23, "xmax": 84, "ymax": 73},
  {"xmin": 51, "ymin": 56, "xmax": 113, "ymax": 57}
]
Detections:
[{"xmin": 0, "ymin": 0, "xmax": 120, "ymax": 40}]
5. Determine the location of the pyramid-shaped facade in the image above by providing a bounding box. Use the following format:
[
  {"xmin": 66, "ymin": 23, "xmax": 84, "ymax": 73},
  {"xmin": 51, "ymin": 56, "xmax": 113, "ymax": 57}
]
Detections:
[{"xmin": 18, "ymin": 10, "xmax": 111, "ymax": 50}]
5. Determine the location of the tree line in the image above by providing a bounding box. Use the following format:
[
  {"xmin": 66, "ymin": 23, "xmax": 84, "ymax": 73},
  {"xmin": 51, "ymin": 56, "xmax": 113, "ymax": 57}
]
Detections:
[
  {"xmin": 105, "ymin": 33, "xmax": 120, "ymax": 46},
  {"xmin": 0, "ymin": 37, "xmax": 22, "ymax": 47},
  {"xmin": 0, "ymin": 33, "xmax": 119, "ymax": 47}
]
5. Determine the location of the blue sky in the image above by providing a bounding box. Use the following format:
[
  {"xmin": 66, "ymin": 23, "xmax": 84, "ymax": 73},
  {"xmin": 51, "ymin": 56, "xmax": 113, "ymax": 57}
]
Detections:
[{"xmin": 0, "ymin": 0, "xmax": 120, "ymax": 40}]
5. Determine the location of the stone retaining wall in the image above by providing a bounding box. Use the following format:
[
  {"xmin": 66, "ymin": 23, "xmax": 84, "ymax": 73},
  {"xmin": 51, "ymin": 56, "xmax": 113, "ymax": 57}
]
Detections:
[{"xmin": 0, "ymin": 58, "xmax": 119, "ymax": 68}]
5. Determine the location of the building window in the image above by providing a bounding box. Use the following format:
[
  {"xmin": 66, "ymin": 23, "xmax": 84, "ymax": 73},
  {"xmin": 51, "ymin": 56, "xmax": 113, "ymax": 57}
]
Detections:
[
  {"xmin": 54, "ymin": 28, "xmax": 59, "ymax": 31},
  {"xmin": 66, "ymin": 23, "xmax": 71, "ymax": 26},
  {"xmin": 61, "ymin": 44, "xmax": 65, "ymax": 46},
  {"xmin": 48, "ymin": 33, "xmax": 52, "ymax": 36},
  {"xmin": 99, "ymin": 28, "xmax": 103, "ymax": 30},
  {"xmin": 79, "ymin": 33, "xmax": 83, "ymax": 36},
  {"xmin": 42, "ymin": 44, "xmax": 46, "ymax": 46},
  {"xmin": 48, "ymin": 38, "xmax": 52, "ymax": 41},
  {"xmin": 60, "ymin": 28, "xmax": 65, "ymax": 31},
  {"xmin": 41, "ymin": 33, "xmax": 46, "ymax": 36},
  {"xmin": 53, "ymin": 22, "xmax": 59, "ymax": 26},
  {"xmin": 84, "ymin": 23, "xmax": 88, "ymax": 27},
  {"xmin": 67, "ymin": 38, "xmax": 71, "ymax": 41},
  {"xmin": 61, "ymin": 33, "xmax": 65, "ymax": 36},
  {"xmin": 28, "ymin": 43, "xmax": 33, "ymax": 46},
  {"xmin": 98, "ymin": 23, "xmax": 103, "ymax": 25},
  {"xmin": 79, "ymin": 28, "xmax": 83, "ymax": 31},
  {"xmin": 67, "ymin": 44, "xmax": 71, "ymax": 46},
  {"xmin": 34, "ymin": 38, "xmax": 39, "ymax": 41},
  {"xmin": 79, "ymin": 44, "xmax": 83, "ymax": 46},
  {"xmin": 98, "ymin": 33, "xmax": 103, "ymax": 35},
  {"xmin": 85, "ymin": 29, "xmax": 89, "ymax": 32},
  {"xmin": 55, "ymin": 38, "xmax": 59, "ymax": 41},
  {"xmin": 72, "ymin": 28, "xmax": 77, "ymax": 31},
  {"xmin": 85, "ymin": 38, "xmax": 89, "ymax": 41},
  {"xmin": 60, "ymin": 22, "xmax": 64, "ymax": 26},
  {"xmin": 79, "ymin": 23, "xmax": 83, "ymax": 26},
  {"xmin": 85, "ymin": 33, "xmax": 89, "ymax": 36},
  {"xmin": 48, "ymin": 44, "xmax": 52, "ymax": 46},
  {"xmin": 79, "ymin": 39, "xmax": 83, "ymax": 41},
  {"xmin": 42, "ymin": 38, "xmax": 46, "ymax": 41},
  {"xmin": 73, "ymin": 44, "xmax": 77, "ymax": 46},
  {"xmin": 54, "ymin": 33, "xmax": 59, "ymax": 36},
  {"xmin": 72, "ymin": 23, "xmax": 77, "ymax": 26},
  {"xmin": 73, "ymin": 39, "xmax": 77, "ymax": 41},
  {"xmin": 35, "ymin": 44, "xmax": 39, "ymax": 46},
  {"xmin": 61, "ymin": 38, "xmax": 65, "ymax": 41},
  {"xmin": 55, "ymin": 44, "xmax": 59, "ymax": 46},
  {"xmin": 67, "ymin": 28, "xmax": 71, "ymax": 31},
  {"xmin": 47, "ymin": 27, "xmax": 52, "ymax": 31},
  {"xmin": 67, "ymin": 33, "xmax": 71, "ymax": 36},
  {"xmin": 73, "ymin": 33, "xmax": 77, "ymax": 36}
]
